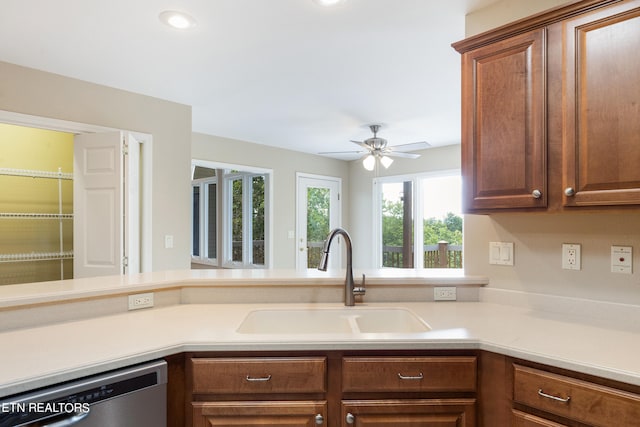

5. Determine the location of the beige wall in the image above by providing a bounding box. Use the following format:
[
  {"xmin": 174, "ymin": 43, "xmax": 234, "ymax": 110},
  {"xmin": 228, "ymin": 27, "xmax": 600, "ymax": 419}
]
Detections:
[
  {"xmin": 0, "ymin": 61, "xmax": 192, "ymax": 273},
  {"xmin": 463, "ymin": 0, "xmax": 640, "ymax": 306},
  {"xmin": 192, "ymin": 132, "xmax": 350, "ymax": 269}
]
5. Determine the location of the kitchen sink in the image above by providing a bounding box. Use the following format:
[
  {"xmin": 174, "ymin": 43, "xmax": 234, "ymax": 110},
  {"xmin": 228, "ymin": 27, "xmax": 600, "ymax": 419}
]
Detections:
[{"xmin": 236, "ymin": 307, "xmax": 431, "ymax": 334}]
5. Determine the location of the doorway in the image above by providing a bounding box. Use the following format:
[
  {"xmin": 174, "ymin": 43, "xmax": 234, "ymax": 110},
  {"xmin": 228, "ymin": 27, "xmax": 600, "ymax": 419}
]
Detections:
[
  {"xmin": 296, "ymin": 173, "xmax": 341, "ymax": 270},
  {"xmin": 0, "ymin": 111, "xmax": 152, "ymax": 284}
]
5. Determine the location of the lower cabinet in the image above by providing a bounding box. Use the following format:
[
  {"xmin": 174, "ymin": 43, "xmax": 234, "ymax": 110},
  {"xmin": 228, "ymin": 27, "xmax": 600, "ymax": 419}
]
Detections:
[
  {"xmin": 342, "ymin": 399, "xmax": 476, "ymax": 426},
  {"xmin": 175, "ymin": 351, "xmax": 640, "ymax": 426},
  {"xmin": 185, "ymin": 352, "xmax": 477, "ymax": 427},
  {"xmin": 513, "ymin": 364, "xmax": 640, "ymax": 427},
  {"xmin": 341, "ymin": 356, "xmax": 477, "ymax": 426},
  {"xmin": 192, "ymin": 401, "xmax": 327, "ymax": 427},
  {"xmin": 512, "ymin": 409, "xmax": 568, "ymax": 427}
]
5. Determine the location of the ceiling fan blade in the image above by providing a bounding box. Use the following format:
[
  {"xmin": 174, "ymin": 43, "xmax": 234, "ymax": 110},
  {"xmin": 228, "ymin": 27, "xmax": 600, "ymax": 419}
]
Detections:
[
  {"xmin": 350, "ymin": 140, "xmax": 372, "ymax": 150},
  {"xmin": 318, "ymin": 149, "xmax": 366, "ymax": 155},
  {"xmin": 385, "ymin": 151, "xmax": 421, "ymax": 159},
  {"xmin": 388, "ymin": 141, "xmax": 431, "ymax": 152}
]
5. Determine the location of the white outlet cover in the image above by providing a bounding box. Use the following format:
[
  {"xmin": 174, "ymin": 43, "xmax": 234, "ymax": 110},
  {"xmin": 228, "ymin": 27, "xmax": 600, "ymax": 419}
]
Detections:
[
  {"xmin": 611, "ymin": 246, "xmax": 632, "ymax": 274},
  {"xmin": 562, "ymin": 243, "xmax": 581, "ymax": 270}
]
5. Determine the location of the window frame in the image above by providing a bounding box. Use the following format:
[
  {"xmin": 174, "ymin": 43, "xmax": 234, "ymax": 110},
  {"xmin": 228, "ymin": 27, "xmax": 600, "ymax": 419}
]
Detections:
[
  {"xmin": 372, "ymin": 169, "xmax": 462, "ymax": 270},
  {"xmin": 191, "ymin": 174, "xmax": 218, "ymax": 266},
  {"xmin": 191, "ymin": 160, "xmax": 273, "ymax": 269}
]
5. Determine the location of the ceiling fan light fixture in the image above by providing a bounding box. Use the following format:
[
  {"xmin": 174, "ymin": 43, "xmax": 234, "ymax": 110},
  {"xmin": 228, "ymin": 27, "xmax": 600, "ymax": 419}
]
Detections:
[
  {"xmin": 363, "ymin": 154, "xmax": 376, "ymax": 171},
  {"xmin": 380, "ymin": 156, "xmax": 394, "ymax": 169},
  {"xmin": 159, "ymin": 10, "xmax": 197, "ymax": 30},
  {"xmin": 312, "ymin": 0, "xmax": 345, "ymax": 6}
]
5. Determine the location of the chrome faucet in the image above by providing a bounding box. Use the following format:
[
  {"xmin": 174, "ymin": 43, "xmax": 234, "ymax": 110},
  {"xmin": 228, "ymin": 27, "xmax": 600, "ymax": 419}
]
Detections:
[{"xmin": 317, "ymin": 227, "xmax": 365, "ymax": 306}]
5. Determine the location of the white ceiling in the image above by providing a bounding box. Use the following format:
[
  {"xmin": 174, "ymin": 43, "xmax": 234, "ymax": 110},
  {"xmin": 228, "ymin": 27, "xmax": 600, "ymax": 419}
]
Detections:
[{"xmin": 0, "ymin": 0, "xmax": 499, "ymax": 159}]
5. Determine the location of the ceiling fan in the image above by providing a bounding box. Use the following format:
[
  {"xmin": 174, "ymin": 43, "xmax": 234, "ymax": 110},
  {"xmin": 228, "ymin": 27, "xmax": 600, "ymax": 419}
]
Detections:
[{"xmin": 320, "ymin": 124, "xmax": 430, "ymax": 171}]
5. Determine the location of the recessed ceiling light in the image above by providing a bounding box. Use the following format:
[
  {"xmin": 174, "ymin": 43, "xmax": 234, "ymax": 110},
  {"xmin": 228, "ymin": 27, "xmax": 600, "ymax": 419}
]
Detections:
[
  {"xmin": 159, "ymin": 10, "xmax": 197, "ymax": 30},
  {"xmin": 313, "ymin": 0, "xmax": 345, "ymax": 6}
]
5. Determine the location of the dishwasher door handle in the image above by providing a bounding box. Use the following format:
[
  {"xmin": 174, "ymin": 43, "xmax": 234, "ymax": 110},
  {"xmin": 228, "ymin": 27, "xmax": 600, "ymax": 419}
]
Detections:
[{"xmin": 38, "ymin": 411, "xmax": 90, "ymax": 427}]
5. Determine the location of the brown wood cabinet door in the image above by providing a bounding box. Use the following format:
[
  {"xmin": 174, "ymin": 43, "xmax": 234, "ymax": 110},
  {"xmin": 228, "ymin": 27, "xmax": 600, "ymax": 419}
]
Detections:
[
  {"xmin": 563, "ymin": 0, "xmax": 640, "ymax": 207},
  {"xmin": 461, "ymin": 28, "xmax": 546, "ymax": 211},
  {"xmin": 512, "ymin": 410, "xmax": 568, "ymax": 427},
  {"xmin": 192, "ymin": 401, "xmax": 327, "ymax": 427},
  {"xmin": 341, "ymin": 399, "xmax": 475, "ymax": 427}
]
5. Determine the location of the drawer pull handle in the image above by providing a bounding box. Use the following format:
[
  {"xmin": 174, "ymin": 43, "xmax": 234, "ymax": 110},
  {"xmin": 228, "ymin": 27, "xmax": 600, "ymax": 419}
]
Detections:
[
  {"xmin": 398, "ymin": 372, "xmax": 424, "ymax": 380},
  {"xmin": 245, "ymin": 374, "xmax": 272, "ymax": 382},
  {"xmin": 538, "ymin": 388, "xmax": 571, "ymax": 403}
]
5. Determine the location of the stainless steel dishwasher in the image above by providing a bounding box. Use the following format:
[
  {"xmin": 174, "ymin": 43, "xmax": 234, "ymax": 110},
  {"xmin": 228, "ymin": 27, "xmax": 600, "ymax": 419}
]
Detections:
[{"xmin": 0, "ymin": 360, "xmax": 167, "ymax": 427}]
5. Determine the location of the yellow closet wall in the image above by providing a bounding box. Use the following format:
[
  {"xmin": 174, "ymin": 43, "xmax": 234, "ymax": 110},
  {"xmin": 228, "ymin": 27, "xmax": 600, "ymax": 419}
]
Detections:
[{"xmin": 0, "ymin": 123, "xmax": 74, "ymax": 285}]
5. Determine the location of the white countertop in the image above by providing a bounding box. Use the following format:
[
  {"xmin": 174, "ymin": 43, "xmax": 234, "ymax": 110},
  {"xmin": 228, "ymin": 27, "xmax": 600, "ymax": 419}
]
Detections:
[
  {"xmin": 1, "ymin": 299, "xmax": 639, "ymax": 397},
  {"xmin": 0, "ymin": 268, "xmax": 486, "ymax": 309}
]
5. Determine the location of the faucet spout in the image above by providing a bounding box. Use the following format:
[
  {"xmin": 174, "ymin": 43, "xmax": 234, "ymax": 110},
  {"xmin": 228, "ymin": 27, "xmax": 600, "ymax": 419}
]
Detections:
[{"xmin": 317, "ymin": 227, "xmax": 365, "ymax": 306}]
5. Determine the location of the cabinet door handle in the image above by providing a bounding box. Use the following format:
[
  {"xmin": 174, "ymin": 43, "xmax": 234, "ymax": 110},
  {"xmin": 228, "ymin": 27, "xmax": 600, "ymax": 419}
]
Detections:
[
  {"xmin": 315, "ymin": 414, "xmax": 324, "ymax": 425},
  {"xmin": 532, "ymin": 189, "xmax": 542, "ymax": 199},
  {"xmin": 538, "ymin": 388, "xmax": 571, "ymax": 403},
  {"xmin": 564, "ymin": 187, "xmax": 576, "ymax": 197},
  {"xmin": 245, "ymin": 374, "xmax": 272, "ymax": 382},
  {"xmin": 397, "ymin": 372, "xmax": 424, "ymax": 380},
  {"xmin": 346, "ymin": 412, "xmax": 355, "ymax": 424}
]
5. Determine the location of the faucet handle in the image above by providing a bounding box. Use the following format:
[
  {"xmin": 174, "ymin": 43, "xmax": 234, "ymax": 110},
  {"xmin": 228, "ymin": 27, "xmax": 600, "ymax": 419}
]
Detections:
[{"xmin": 353, "ymin": 274, "xmax": 366, "ymax": 296}]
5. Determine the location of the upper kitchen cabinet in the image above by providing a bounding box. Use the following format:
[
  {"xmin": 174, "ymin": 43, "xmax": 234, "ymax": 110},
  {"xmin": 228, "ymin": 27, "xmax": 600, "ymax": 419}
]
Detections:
[
  {"xmin": 453, "ymin": 0, "xmax": 640, "ymax": 213},
  {"xmin": 562, "ymin": 1, "xmax": 640, "ymax": 207},
  {"xmin": 457, "ymin": 28, "xmax": 546, "ymax": 211}
]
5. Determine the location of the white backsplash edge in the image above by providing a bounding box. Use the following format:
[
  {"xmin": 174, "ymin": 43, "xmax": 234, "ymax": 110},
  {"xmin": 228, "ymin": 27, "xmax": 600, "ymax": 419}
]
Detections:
[{"xmin": 480, "ymin": 287, "xmax": 640, "ymax": 324}]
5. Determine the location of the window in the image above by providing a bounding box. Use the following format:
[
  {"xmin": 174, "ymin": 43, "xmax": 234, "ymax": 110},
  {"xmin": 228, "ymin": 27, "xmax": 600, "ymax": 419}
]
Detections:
[
  {"xmin": 192, "ymin": 162, "xmax": 271, "ymax": 268},
  {"xmin": 192, "ymin": 167, "xmax": 218, "ymax": 264},
  {"xmin": 374, "ymin": 171, "xmax": 462, "ymax": 269}
]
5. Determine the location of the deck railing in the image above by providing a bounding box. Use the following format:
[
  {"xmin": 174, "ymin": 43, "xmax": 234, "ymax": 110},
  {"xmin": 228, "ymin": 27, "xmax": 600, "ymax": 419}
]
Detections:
[
  {"xmin": 306, "ymin": 241, "xmax": 462, "ymax": 269},
  {"xmin": 383, "ymin": 241, "xmax": 462, "ymax": 268}
]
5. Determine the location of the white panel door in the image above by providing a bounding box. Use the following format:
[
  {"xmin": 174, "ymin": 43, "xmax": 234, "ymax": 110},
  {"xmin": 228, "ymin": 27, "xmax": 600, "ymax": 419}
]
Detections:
[
  {"xmin": 74, "ymin": 131, "xmax": 124, "ymax": 278},
  {"xmin": 296, "ymin": 174, "xmax": 341, "ymax": 270}
]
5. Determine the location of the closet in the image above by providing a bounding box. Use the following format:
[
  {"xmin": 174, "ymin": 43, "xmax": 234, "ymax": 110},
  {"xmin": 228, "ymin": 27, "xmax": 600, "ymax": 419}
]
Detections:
[{"xmin": 0, "ymin": 123, "xmax": 74, "ymax": 285}]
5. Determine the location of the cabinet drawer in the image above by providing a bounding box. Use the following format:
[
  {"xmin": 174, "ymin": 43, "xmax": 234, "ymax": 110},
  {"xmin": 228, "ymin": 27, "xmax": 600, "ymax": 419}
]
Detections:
[
  {"xmin": 513, "ymin": 365, "xmax": 640, "ymax": 427},
  {"xmin": 342, "ymin": 356, "xmax": 476, "ymax": 392},
  {"xmin": 191, "ymin": 357, "xmax": 326, "ymax": 394},
  {"xmin": 512, "ymin": 409, "xmax": 567, "ymax": 427}
]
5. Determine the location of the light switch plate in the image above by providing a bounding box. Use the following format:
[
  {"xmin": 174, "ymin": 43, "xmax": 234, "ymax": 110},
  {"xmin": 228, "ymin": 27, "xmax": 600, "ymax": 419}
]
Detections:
[
  {"xmin": 489, "ymin": 242, "xmax": 514, "ymax": 266},
  {"xmin": 611, "ymin": 245, "xmax": 632, "ymax": 274}
]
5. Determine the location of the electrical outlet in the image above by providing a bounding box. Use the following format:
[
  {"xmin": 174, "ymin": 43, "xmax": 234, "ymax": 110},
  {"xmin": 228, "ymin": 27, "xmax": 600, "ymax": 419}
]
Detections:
[
  {"xmin": 128, "ymin": 292, "xmax": 154, "ymax": 310},
  {"xmin": 434, "ymin": 287, "xmax": 457, "ymax": 301},
  {"xmin": 562, "ymin": 244, "xmax": 581, "ymax": 270}
]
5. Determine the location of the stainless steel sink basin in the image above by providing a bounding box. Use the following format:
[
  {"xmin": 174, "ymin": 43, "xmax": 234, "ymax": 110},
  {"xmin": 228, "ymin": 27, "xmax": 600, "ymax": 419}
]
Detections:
[{"xmin": 236, "ymin": 307, "xmax": 430, "ymax": 334}]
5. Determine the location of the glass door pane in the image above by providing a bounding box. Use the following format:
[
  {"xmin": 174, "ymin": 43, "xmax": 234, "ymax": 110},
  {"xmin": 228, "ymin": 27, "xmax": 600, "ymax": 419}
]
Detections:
[
  {"xmin": 251, "ymin": 175, "xmax": 265, "ymax": 266},
  {"xmin": 207, "ymin": 183, "xmax": 217, "ymax": 260},
  {"xmin": 306, "ymin": 187, "xmax": 330, "ymax": 268},
  {"xmin": 231, "ymin": 178, "xmax": 243, "ymax": 262}
]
